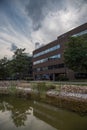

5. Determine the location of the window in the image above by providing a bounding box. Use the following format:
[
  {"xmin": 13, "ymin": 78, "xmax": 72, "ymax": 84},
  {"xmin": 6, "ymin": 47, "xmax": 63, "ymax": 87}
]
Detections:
[
  {"xmin": 33, "ymin": 54, "xmax": 61, "ymax": 65},
  {"xmin": 34, "ymin": 63, "xmax": 64, "ymax": 72},
  {"xmin": 33, "ymin": 44, "xmax": 60, "ymax": 58},
  {"xmin": 72, "ymin": 30, "xmax": 87, "ymax": 37}
]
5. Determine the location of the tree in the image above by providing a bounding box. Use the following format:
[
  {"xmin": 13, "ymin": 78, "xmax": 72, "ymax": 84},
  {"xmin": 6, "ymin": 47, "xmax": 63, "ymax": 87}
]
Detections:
[
  {"xmin": 64, "ymin": 35, "xmax": 87, "ymax": 73},
  {"xmin": 0, "ymin": 48, "xmax": 32, "ymax": 80},
  {"xmin": 0, "ymin": 57, "xmax": 9, "ymax": 79},
  {"xmin": 11, "ymin": 48, "xmax": 32, "ymax": 80}
]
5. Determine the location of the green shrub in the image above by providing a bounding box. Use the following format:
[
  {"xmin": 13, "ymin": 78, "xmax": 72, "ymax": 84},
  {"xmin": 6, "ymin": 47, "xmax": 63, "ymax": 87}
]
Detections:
[
  {"xmin": 8, "ymin": 85, "xmax": 17, "ymax": 95},
  {"xmin": 25, "ymin": 77, "xmax": 33, "ymax": 81},
  {"xmin": 37, "ymin": 82, "xmax": 46, "ymax": 92},
  {"xmin": 58, "ymin": 74, "xmax": 69, "ymax": 81},
  {"xmin": 46, "ymin": 83, "xmax": 56, "ymax": 90}
]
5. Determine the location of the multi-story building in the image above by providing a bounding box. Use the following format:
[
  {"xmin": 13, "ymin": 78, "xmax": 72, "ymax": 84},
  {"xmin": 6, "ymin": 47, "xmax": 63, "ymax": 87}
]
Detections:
[{"xmin": 33, "ymin": 23, "xmax": 87, "ymax": 80}]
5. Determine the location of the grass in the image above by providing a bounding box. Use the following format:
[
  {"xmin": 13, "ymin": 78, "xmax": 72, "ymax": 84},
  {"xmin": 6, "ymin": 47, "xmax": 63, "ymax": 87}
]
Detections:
[
  {"xmin": 31, "ymin": 80, "xmax": 87, "ymax": 85},
  {"xmin": 8, "ymin": 85, "xmax": 17, "ymax": 95}
]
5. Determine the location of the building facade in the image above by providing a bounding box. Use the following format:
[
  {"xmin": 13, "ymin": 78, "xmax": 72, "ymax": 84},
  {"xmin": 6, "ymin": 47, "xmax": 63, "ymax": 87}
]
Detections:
[{"xmin": 33, "ymin": 23, "xmax": 87, "ymax": 80}]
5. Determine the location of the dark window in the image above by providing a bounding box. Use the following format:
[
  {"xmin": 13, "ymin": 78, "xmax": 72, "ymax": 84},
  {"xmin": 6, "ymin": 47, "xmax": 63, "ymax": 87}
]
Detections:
[{"xmin": 75, "ymin": 73, "xmax": 87, "ymax": 79}]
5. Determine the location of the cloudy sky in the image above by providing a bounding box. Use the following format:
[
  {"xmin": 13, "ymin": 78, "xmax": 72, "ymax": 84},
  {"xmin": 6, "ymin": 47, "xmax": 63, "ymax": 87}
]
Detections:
[{"xmin": 0, "ymin": 0, "xmax": 87, "ymax": 58}]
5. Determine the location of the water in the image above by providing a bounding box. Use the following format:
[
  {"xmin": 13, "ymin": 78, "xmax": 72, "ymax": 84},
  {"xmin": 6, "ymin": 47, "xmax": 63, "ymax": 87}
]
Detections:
[{"xmin": 0, "ymin": 96, "xmax": 87, "ymax": 130}]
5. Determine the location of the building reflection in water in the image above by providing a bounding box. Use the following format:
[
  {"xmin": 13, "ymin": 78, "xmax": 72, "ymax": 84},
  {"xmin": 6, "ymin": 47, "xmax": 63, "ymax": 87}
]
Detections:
[{"xmin": 33, "ymin": 101, "xmax": 87, "ymax": 130}]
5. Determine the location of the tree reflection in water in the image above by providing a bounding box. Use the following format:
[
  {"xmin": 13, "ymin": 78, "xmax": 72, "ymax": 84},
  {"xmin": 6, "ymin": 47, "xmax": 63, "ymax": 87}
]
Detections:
[
  {"xmin": 0, "ymin": 96, "xmax": 87, "ymax": 130},
  {"xmin": 0, "ymin": 96, "xmax": 32, "ymax": 127}
]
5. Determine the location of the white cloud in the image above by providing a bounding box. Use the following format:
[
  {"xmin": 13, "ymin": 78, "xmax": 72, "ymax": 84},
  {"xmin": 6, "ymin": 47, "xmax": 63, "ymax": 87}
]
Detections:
[
  {"xmin": 0, "ymin": 39, "xmax": 13, "ymax": 58},
  {"xmin": 30, "ymin": 0, "xmax": 87, "ymax": 46},
  {"xmin": 0, "ymin": 1, "xmax": 34, "ymax": 58},
  {"xmin": 0, "ymin": 0, "xmax": 87, "ymax": 58}
]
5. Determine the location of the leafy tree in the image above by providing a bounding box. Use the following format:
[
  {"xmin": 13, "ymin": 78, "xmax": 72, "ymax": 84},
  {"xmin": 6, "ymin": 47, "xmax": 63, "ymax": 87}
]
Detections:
[
  {"xmin": 64, "ymin": 35, "xmax": 87, "ymax": 73},
  {"xmin": 11, "ymin": 48, "xmax": 32, "ymax": 80},
  {"xmin": 0, "ymin": 57, "xmax": 9, "ymax": 79},
  {"xmin": 0, "ymin": 48, "xmax": 32, "ymax": 80}
]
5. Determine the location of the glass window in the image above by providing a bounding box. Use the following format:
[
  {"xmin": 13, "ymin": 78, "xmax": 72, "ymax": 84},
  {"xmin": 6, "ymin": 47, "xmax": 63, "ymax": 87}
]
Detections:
[
  {"xmin": 72, "ymin": 30, "xmax": 87, "ymax": 37},
  {"xmin": 34, "ymin": 63, "xmax": 64, "ymax": 72},
  {"xmin": 33, "ymin": 54, "xmax": 61, "ymax": 65},
  {"xmin": 33, "ymin": 44, "xmax": 60, "ymax": 58}
]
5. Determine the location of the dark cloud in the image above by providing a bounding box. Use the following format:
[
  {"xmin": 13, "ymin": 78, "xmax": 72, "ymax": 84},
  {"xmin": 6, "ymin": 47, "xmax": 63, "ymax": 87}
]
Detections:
[
  {"xmin": 0, "ymin": 0, "xmax": 11, "ymax": 7},
  {"xmin": 84, "ymin": 0, "xmax": 87, "ymax": 2},
  {"xmin": 25, "ymin": 0, "xmax": 87, "ymax": 31},
  {"xmin": 25, "ymin": 0, "xmax": 65, "ymax": 30},
  {"xmin": 10, "ymin": 43, "xmax": 18, "ymax": 51},
  {"xmin": 29, "ymin": 0, "xmax": 87, "ymax": 45},
  {"xmin": 26, "ymin": 0, "xmax": 47, "ymax": 30},
  {"xmin": 0, "ymin": 0, "xmax": 6, "ymax": 4}
]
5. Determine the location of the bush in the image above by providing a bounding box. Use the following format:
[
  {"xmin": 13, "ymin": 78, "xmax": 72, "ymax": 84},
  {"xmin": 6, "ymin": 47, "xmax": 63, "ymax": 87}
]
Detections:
[
  {"xmin": 24, "ymin": 77, "xmax": 33, "ymax": 81},
  {"xmin": 37, "ymin": 82, "xmax": 46, "ymax": 92},
  {"xmin": 57, "ymin": 74, "xmax": 69, "ymax": 81},
  {"xmin": 8, "ymin": 85, "xmax": 17, "ymax": 95},
  {"xmin": 46, "ymin": 83, "xmax": 56, "ymax": 90}
]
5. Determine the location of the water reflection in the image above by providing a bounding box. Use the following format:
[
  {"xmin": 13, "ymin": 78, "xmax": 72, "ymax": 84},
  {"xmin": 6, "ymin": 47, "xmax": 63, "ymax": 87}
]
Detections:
[
  {"xmin": 0, "ymin": 97, "xmax": 32, "ymax": 127},
  {"xmin": 33, "ymin": 101, "xmax": 87, "ymax": 130},
  {"xmin": 0, "ymin": 96, "xmax": 87, "ymax": 130}
]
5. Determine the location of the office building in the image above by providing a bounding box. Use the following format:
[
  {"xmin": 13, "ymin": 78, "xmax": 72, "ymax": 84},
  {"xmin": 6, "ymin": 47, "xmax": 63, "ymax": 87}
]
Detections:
[{"xmin": 33, "ymin": 23, "xmax": 87, "ymax": 80}]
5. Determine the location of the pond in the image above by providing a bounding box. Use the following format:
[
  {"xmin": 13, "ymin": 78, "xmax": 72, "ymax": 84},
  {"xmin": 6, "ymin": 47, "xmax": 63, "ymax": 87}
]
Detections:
[{"xmin": 0, "ymin": 96, "xmax": 87, "ymax": 130}]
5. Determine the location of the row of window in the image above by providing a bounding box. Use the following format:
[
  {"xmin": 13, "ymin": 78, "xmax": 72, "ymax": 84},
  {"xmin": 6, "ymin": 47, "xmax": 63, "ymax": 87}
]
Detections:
[
  {"xmin": 33, "ymin": 44, "xmax": 60, "ymax": 58},
  {"xmin": 33, "ymin": 29, "xmax": 87, "ymax": 58},
  {"xmin": 33, "ymin": 54, "xmax": 61, "ymax": 65},
  {"xmin": 72, "ymin": 29, "xmax": 87, "ymax": 37},
  {"xmin": 34, "ymin": 63, "xmax": 64, "ymax": 72},
  {"xmin": 75, "ymin": 73, "xmax": 87, "ymax": 79},
  {"xmin": 35, "ymin": 74, "xmax": 50, "ymax": 80}
]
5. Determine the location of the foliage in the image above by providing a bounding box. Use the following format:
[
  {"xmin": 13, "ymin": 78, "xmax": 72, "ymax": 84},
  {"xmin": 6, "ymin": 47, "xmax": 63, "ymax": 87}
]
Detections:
[
  {"xmin": 11, "ymin": 48, "xmax": 32, "ymax": 80},
  {"xmin": 46, "ymin": 82, "xmax": 56, "ymax": 90},
  {"xmin": 32, "ymin": 82, "xmax": 46, "ymax": 92},
  {"xmin": 58, "ymin": 74, "xmax": 69, "ymax": 81},
  {"xmin": 8, "ymin": 85, "xmax": 17, "ymax": 95},
  {"xmin": 64, "ymin": 36, "xmax": 87, "ymax": 72},
  {"xmin": 0, "ymin": 57, "xmax": 10, "ymax": 79},
  {"xmin": 0, "ymin": 48, "xmax": 32, "ymax": 80},
  {"xmin": 31, "ymin": 82, "xmax": 56, "ymax": 92},
  {"xmin": 37, "ymin": 82, "xmax": 48, "ymax": 99}
]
